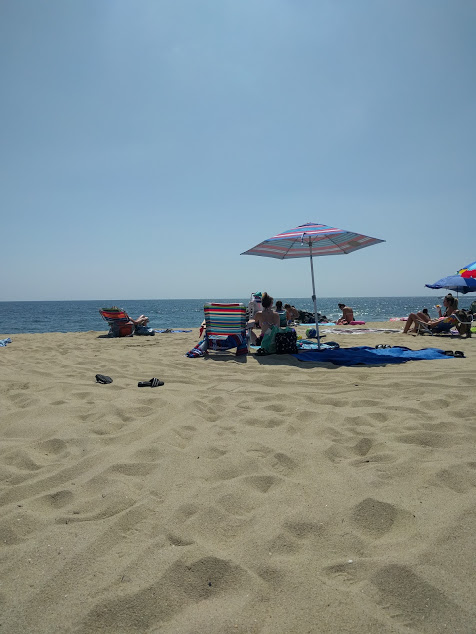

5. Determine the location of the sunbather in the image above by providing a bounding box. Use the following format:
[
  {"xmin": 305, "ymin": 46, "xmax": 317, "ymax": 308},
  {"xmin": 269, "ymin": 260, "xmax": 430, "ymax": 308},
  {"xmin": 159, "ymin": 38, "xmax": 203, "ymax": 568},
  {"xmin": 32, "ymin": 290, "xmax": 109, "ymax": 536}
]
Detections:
[
  {"xmin": 436, "ymin": 293, "xmax": 458, "ymax": 317},
  {"xmin": 403, "ymin": 294, "xmax": 457, "ymax": 334},
  {"xmin": 336, "ymin": 303, "xmax": 355, "ymax": 325},
  {"xmin": 248, "ymin": 292, "xmax": 281, "ymax": 344},
  {"xmin": 284, "ymin": 304, "xmax": 299, "ymax": 324},
  {"xmin": 133, "ymin": 315, "xmax": 149, "ymax": 327}
]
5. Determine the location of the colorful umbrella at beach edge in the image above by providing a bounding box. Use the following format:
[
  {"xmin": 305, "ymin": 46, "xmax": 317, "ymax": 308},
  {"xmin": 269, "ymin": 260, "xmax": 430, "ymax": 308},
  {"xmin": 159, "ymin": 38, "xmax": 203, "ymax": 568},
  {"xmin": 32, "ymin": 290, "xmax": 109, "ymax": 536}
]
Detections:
[
  {"xmin": 425, "ymin": 260, "xmax": 476, "ymax": 294},
  {"xmin": 458, "ymin": 261, "xmax": 476, "ymax": 279},
  {"xmin": 425, "ymin": 275, "xmax": 476, "ymax": 294},
  {"xmin": 241, "ymin": 222, "xmax": 385, "ymax": 349}
]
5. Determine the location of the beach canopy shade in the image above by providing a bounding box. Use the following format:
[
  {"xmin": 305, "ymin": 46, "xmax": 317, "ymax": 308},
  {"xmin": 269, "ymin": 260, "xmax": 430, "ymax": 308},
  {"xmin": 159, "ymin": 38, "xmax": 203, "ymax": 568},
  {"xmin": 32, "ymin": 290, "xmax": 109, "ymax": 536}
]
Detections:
[
  {"xmin": 241, "ymin": 222, "xmax": 385, "ymax": 348},
  {"xmin": 425, "ymin": 275, "xmax": 476, "ymax": 294}
]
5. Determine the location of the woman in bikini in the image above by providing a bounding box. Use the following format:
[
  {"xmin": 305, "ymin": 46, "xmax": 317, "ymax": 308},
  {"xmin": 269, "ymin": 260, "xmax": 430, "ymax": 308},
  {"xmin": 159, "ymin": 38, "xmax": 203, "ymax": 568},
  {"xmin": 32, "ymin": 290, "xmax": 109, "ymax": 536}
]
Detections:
[
  {"xmin": 403, "ymin": 294, "xmax": 458, "ymax": 334},
  {"xmin": 249, "ymin": 292, "xmax": 281, "ymax": 345}
]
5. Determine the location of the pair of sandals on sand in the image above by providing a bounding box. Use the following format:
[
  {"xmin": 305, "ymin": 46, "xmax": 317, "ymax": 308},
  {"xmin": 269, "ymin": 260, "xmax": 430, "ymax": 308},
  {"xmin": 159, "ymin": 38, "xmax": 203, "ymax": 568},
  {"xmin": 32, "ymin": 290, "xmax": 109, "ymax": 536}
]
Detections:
[
  {"xmin": 95, "ymin": 375, "xmax": 164, "ymax": 387},
  {"xmin": 442, "ymin": 350, "xmax": 465, "ymax": 358}
]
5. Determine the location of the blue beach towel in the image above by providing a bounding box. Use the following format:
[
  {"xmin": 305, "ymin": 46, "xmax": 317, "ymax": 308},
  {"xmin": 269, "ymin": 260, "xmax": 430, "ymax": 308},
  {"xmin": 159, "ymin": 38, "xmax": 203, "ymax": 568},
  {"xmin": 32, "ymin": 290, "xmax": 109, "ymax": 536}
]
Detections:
[
  {"xmin": 293, "ymin": 346, "xmax": 453, "ymax": 366},
  {"xmin": 0, "ymin": 338, "xmax": 12, "ymax": 347}
]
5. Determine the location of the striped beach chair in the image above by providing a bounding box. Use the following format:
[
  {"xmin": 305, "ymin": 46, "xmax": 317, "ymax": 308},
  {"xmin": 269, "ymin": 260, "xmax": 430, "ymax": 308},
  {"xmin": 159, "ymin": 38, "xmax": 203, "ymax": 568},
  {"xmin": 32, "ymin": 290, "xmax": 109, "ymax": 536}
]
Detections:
[
  {"xmin": 99, "ymin": 307, "xmax": 134, "ymax": 337},
  {"xmin": 203, "ymin": 303, "xmax": 248, "ymax": 356}
]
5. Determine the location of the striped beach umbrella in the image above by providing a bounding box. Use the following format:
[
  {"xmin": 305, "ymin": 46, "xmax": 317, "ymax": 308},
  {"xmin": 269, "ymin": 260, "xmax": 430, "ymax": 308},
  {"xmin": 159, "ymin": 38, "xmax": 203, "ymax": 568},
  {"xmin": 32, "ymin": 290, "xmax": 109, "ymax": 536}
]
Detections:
[{"xmin": 241, "ymin": 222, "xmax": 385, "ymax": 348}]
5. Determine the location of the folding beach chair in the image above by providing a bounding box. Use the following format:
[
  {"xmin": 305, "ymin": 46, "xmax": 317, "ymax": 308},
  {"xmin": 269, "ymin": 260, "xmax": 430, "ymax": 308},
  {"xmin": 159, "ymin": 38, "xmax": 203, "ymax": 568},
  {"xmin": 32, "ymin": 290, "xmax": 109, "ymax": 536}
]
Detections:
[
  {"xmin": 99, "ymin": 307, "xmax": 135, "ymax": 337},
  {"xmin": 453, "ymin": 310, "xmax": 473, "ymax": 337},
  {"xmin": 202, "ymin": 303, "xmax": 249, "ymax": 356},
  {"xmin": 415, "ymin": 315, "xmax": 457, "ymax": 337}
]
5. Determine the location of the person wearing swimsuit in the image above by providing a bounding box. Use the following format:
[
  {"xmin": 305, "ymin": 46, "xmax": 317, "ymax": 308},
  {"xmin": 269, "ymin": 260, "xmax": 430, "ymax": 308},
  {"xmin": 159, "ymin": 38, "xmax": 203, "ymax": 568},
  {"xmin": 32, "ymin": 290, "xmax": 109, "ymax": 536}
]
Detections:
[
  {"xmin": 248, "ymin": 292, "xmax": 280, "ymax": 345},
  {"xmin": 403, "ymin": 294, "xmax": 458, "ymax": 334}
]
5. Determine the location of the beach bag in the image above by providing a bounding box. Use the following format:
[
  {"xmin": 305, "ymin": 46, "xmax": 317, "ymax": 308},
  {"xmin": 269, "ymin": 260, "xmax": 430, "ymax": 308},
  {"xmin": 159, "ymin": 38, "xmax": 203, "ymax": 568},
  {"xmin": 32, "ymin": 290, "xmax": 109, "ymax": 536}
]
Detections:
[
  {"xmin": 260, "ymin": 325, "xmax": 279, "ymax": 354},
  {"xmin": 275, "ymin": 329, "xmax": 298, "ymax": 354}
]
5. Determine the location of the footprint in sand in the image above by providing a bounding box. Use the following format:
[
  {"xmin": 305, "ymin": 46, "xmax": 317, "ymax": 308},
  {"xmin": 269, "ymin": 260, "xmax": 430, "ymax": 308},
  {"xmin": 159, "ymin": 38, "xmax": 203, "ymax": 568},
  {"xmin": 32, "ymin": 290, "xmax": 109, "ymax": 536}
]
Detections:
[
  {"xmin": 433, "ymin": 463, "xmax": 476, "ymax": 493},
  {"xmin": 351, "ymin": 498, "xmax": 415, "ymax": 539},
  {"xmin": 372, "ymin": 564, "xmax": 472, "ymax": 633},
  {"xmin": 79, "ymin": 556, "xmax": 253, "ymax": 633},
  {"xmin": 191, "ymin": 401, "xmax": 220, "ymax": 422},
  {"xmin": 242, "ymin": 475, "xmax": 282, "ymax": 493},
  {"xmin": 270, "ymin": 452, "xmax": 297, "ymax": 476},
  {"xmin": 396, "ymin": 431, "xmax": 453, "ymax": 448},
  {"xmin": 31, "ymin": 489, "xmax": 74, "ymax": 510},
  {"xmin": 243, "ymin": 415, "xmax": 284, "ymax": 429}
]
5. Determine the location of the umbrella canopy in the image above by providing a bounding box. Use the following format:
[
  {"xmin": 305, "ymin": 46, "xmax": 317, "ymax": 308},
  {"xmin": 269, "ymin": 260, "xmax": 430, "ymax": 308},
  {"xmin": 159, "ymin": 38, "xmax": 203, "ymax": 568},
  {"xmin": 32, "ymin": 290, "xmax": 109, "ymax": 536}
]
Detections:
[
  {"xmin": 241, "ymin": 222, "xmax": 385, "ymax": 348},
  {"xmin": 425, "ymin": 275, "xmax": 476, "ymax": 294},
  {"xmin": 458, "ymin": 261, "xmax": 476, "ymax": 279}
]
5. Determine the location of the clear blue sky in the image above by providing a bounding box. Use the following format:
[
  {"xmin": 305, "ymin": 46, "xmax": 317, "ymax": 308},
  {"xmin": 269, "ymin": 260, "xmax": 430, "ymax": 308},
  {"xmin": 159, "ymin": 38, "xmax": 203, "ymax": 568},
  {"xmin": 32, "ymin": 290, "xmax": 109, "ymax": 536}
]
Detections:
[{"xmin": 1, "ymin": 0, "xmax": 475, "ymax": 301}]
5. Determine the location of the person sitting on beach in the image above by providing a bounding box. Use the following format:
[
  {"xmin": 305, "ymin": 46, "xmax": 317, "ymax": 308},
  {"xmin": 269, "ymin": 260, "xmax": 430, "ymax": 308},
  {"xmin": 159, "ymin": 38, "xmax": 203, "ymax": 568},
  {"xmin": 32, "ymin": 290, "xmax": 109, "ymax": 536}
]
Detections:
[
  {"xmin": 274, "ymin": 300, "xmax": 287, "ymax": 327},
  {"xmin": 133, "ymin": 314, "xmax": 150, "ymax": 327},
  {"xmin": 403, "ymin": 294, "xmax": 458, "ymax": 334},
  {"xmin": 436, "ymin": 293, "xmax": 458, "ymax": 318},
  {"xmin": 336, "ymin": 303, "xmax": 354, "ymax": 325},
  {"xmin": 284, "ymin": 304, "xmax": 299, "ymax": 324},
  {"xmin": 248, "ymin": 292, "xmax": 281, "ymax": 345}
]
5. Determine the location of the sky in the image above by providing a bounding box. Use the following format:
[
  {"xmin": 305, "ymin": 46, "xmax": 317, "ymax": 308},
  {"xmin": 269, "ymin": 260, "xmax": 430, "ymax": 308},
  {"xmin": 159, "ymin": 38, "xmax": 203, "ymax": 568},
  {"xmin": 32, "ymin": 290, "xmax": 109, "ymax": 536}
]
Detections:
[{"xmin": 1, "ymin": 0, "xmax": 475, "ymax": 301}]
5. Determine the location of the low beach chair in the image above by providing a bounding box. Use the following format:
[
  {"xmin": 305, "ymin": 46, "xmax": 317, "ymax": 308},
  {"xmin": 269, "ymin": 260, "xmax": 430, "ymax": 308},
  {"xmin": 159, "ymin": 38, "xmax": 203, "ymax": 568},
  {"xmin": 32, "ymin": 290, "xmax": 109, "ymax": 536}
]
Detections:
[
  {"xmin": 99, "ymin": 307, "xmax": 135, "ymax": 337},
  {"xmin": 416, "ymin": 312, "xmax": 473, "ymax": 338},
  {"xmin": 202, "ymin": 303, "xmax": 248, "ymax": 356},
  {"xmin": 415, "ymin": 315, "xmax": 457, "ymax": 337},
  {"xmin": 453, "ymin": 310, "xmax": 473, "ymax": 337}
]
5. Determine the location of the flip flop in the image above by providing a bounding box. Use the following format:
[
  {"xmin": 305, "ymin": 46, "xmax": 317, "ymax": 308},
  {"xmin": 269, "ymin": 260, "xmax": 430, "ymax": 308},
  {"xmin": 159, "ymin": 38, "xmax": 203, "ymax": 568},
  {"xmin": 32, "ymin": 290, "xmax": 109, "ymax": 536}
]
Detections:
[
  {"xmin": 454, "ymin": 351, "xmax": 465, "ymax": 358},
  {"xmin": 138, "ymin": 378, "xmax": 164, "ymax": 387},
  {"xmin": 443, "ymin": 351, "xmax": 454, "ymax": 356},
  {"xmin": 96, "ymin": 374, "xmax": 113, "ymax": 384}
]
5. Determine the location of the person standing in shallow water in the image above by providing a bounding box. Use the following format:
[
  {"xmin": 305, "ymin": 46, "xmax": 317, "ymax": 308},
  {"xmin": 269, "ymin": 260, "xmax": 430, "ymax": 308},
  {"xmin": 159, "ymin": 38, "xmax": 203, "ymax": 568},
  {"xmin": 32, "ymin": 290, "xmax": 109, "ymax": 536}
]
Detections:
[{"xmin": 336, "ymin": 303, "xmax": 354, "ymax": 325}]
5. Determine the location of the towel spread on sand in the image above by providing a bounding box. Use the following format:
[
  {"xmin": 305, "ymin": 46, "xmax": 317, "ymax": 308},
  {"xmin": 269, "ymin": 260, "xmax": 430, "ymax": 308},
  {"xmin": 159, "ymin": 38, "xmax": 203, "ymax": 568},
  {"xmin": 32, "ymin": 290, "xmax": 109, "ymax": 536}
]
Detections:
[
  {"xmin": 0, "ymin": 338, "xmax": 12, "ymax": 347},
  {"xmin": 293, "ymin": 346, "xmax": 452, "ymax": 366},
  {"xmin": 297, "ymin": 340, "xmax": 340, "ymax": 350},
  {"xmin": 321, "ymin": 328, "xmax": 402, "ymax": 334},
  {"xmin": 156, "ymin": 329, "xmax": 193, "ymax": 333},
  {"xmin": 297, "ymin": 322, "xmax": 337, "ymax": 327}
]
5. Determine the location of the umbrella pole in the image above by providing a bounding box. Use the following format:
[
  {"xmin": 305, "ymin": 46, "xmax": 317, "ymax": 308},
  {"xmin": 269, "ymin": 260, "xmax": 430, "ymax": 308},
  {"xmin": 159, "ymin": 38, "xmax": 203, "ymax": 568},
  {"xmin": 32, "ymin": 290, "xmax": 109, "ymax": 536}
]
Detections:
[{"xmin": 308, "ymin": 241, "xmax": 321, "ymax": 349}]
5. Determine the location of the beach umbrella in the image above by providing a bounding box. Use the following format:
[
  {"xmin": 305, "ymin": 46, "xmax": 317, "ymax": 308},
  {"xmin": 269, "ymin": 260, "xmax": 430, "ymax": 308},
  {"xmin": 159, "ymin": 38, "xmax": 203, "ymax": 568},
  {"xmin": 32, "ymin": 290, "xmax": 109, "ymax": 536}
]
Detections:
[
  {"xmin": 458, "ymin": 261, "xmax": 476, "ymax": 279},
  {"xmin": 425, "ymin": 275, "xmax": 476, "ymax": 295},
  {"xmin": 241, "ymin": 222, "xmax": 385, "ymax": 349}
]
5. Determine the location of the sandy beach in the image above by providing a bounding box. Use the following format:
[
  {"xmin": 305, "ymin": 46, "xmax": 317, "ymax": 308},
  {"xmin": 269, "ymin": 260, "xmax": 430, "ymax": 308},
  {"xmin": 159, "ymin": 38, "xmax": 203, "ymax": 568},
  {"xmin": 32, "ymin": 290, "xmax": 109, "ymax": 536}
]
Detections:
[{"xmin": 1, "ymin": 324, "xmax": 475, "ymax": 633}]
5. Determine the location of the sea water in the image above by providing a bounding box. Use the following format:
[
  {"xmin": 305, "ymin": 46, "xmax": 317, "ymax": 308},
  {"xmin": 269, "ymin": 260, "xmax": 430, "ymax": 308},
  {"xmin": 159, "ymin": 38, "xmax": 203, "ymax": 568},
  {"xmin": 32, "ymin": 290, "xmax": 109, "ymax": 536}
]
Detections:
[{"xmin": 0, "ymin": 296, "xmax": 465, "ymax": 335}]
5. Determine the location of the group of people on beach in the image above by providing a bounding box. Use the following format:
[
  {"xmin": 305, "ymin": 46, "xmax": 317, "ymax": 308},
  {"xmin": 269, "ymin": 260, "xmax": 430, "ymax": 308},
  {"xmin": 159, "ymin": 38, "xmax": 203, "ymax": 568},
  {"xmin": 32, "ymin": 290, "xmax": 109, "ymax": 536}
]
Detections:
[{"xmin": 247, "ymin": 292, "xmax": 355, "ymax": 344}]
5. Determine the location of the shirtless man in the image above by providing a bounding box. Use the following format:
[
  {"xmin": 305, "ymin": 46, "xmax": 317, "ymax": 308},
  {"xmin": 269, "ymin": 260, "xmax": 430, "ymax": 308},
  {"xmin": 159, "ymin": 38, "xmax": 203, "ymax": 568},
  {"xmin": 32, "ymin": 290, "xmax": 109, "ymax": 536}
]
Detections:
[
  {"xmin": 248, "ymin": 292, "xmax": 280, "ymax": 344},
  {"xmin": 336, "ymin": 303, "xmax": 354, "ymax": 325}
]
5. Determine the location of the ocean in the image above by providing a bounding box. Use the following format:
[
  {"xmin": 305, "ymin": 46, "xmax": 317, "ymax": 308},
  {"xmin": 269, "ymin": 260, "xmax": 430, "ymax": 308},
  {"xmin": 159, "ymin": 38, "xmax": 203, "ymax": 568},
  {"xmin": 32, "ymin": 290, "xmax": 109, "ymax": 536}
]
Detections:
[{"xmin": 0, "ymin": 296, "xmax": 461, "ymax": 335}]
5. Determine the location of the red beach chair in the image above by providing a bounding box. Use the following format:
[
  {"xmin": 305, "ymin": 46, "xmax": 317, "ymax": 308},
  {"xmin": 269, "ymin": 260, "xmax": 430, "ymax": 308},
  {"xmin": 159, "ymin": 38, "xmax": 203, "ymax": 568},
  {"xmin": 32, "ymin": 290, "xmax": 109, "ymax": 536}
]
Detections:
[{"xmin": 99, "ymin": 307, "xmax": 135, "ymax": 337}]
